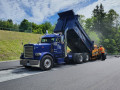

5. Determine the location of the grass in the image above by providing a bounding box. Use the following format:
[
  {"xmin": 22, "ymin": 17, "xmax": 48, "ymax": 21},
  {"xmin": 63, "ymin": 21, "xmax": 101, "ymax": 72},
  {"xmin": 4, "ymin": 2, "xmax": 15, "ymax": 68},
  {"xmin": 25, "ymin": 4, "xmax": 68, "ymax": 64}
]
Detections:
[{"xmin": 0, "ymin": 30, "xmax": 42, "ymax": 61}]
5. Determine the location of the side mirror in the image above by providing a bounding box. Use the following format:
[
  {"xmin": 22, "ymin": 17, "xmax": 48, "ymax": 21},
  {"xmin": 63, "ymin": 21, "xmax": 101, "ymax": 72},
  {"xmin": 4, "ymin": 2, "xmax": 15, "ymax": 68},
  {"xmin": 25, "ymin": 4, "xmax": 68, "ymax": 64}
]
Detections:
[{"xmin": 61, "ymin": 35, "xmax": 64, "ymax": 44}]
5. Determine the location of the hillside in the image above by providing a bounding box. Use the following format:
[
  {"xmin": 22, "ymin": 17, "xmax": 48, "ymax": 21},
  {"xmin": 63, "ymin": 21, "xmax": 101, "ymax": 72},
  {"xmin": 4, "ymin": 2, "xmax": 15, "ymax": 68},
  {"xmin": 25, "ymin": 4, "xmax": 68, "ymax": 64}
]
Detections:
[{"xmin": 0, "ymin": 30, "xmax": 42, "ymax": 61}]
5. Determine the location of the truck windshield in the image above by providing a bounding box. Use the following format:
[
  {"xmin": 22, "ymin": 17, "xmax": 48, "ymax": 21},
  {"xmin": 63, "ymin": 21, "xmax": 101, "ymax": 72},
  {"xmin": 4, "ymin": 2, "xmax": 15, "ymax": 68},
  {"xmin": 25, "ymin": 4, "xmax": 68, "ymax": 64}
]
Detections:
[{"xmin": 41, "ymin": 38, "xmax": 55, "ymax": 43}]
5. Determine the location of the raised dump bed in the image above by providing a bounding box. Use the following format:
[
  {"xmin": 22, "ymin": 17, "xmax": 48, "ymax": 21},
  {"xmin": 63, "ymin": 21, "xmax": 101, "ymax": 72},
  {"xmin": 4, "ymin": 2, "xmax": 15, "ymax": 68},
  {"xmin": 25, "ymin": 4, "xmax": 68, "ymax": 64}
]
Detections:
[{"xmin": 54, "ymin": 10, "xmax": 94, "ymax": 54}]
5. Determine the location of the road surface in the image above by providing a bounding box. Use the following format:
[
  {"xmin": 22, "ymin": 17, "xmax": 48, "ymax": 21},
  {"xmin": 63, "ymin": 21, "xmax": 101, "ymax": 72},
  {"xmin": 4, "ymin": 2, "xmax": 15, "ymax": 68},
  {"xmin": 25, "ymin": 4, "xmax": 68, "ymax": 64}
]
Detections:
[
  {"xmin": 0, "ymin": 60, "xmax": 21, "ymax": 70},
  {"xmin": 0, "ymin": 56, "xmax": 120, "ymax": 90}
]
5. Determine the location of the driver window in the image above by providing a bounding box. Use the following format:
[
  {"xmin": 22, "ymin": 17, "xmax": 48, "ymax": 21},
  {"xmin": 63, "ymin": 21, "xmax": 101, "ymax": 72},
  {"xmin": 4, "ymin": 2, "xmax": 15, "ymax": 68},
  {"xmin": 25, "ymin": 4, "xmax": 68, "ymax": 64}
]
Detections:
[{"xmin": 56, "ymin": 38, "xmax": 61, "ymax": 43}]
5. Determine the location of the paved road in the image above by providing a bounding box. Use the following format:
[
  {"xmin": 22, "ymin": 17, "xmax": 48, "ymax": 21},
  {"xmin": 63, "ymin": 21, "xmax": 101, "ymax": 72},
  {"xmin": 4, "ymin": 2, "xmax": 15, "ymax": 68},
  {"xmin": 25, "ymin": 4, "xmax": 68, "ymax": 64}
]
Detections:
[
  {"xmin": 0, "ymin": 56, "xmax": 120, "ymax": 90},
  {"xmin": 0, "ymin": 60, "xmax": 21, "ymax": 70}
]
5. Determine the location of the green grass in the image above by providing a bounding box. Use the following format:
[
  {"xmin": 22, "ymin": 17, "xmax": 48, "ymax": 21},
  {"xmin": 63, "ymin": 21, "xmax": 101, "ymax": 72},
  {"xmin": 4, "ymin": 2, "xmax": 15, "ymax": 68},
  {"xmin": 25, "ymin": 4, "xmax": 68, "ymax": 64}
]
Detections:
[{"xmin": 0, "ymin": 30, "xmax": 42, "ymax": 61}]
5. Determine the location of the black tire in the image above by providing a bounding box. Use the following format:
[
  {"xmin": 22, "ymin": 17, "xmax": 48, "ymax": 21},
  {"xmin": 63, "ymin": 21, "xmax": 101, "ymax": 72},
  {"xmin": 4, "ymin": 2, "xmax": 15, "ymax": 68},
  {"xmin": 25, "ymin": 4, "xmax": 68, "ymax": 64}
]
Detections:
[
  {"xmin": 40, "ymin": 55, "xmax": 53, "ymax": 71},
  {"xmin": 64, "ymin": 57, "xmax": 70, "ymax": 64},
  {"xmin": 83, "ymin": 53, "xmax": 89, "ymax": 62},
  {"xmin": 73, "ymin": 53, "xmax": 83, "ymax": 64},
  {"xmin": 76, "ymin": 54, "xmax": 83, "ymax": 64},
  {"xmin": 101, "ymin": 53, "xmax": 106, "ymax": 61},
  {"xmin": 97, "ymin": 55, "xmax": 101, "ymax": 60}
]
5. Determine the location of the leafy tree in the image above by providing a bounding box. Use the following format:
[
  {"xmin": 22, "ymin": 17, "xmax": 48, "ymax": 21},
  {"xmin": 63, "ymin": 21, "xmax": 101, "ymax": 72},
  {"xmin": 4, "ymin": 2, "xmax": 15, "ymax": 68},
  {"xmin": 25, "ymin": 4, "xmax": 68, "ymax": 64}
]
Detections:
[
  {"xmin": 91, "ymin": 4, "xmax": 120, "ymax": 53},
  {"xmin": 48, "ymin": 24, "xmax": 55, "ymax": 34},
  {"xmin": 40, "ymin": 22, "xmax": 52, "ymax": 34},
  {"xmin": 7, "ymin": 19, "xmax": 13, "ymax": 28},
  {"xmin": 92, "ymin": 4, "xmax": 106, "ymax": 36},
  {"xmin": 84, "ymin": 17, "xmax": 100, "ymax": 45},
  {"xmin": 78, "ymin": 15, "xmax": 85, "ymax": 27},
  {"xmin": 19, "ymin": 19, "xmax": 31, "ymax": 32},
  {"xmin": 13, "ymin": 23, "xmax": 19, "ymax": 31}
]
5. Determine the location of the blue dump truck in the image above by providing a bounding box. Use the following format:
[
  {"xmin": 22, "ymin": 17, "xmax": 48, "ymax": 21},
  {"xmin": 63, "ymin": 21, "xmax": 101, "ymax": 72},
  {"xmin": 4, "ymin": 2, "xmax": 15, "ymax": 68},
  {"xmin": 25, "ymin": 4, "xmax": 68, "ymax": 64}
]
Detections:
[{"xmin": 20, "ymin": 10, "xmax": 94, "ymax": 70}]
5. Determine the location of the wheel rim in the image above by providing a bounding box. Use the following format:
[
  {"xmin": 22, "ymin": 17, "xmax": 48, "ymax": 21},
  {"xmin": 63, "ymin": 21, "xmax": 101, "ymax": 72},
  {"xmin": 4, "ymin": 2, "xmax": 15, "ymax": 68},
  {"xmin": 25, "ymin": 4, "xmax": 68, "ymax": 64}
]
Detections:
[
  {"xmin": 44, "ymin": 59, "xmax": 51, "ymax": 69},
  {"xmin": 86, "ymin": 55, "xmax": 89, "ymax": 61},
  {"xmin": 79, "ymin": 55, "xmax": 83, "ymax": 62}
]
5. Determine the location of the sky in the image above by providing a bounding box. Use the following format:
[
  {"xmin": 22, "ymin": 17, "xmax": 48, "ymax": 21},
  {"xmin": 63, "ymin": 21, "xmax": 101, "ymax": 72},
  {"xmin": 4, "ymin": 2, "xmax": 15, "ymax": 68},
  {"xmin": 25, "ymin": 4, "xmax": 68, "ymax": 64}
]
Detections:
[{"xmin": 0, "ymin": 0, "xmax": 120, "ymax": 24}]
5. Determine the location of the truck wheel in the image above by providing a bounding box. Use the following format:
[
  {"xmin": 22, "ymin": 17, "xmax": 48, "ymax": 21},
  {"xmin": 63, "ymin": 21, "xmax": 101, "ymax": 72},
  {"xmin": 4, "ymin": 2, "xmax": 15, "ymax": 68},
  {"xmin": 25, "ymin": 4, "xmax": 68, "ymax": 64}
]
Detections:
[
  {"xmin": 76, "ymin": 54, "xmax": 83, "ymax": 64},
  {"xmin": 40, "ymin": 55, "xmax": 53, "ymax": 71},
  {"xmin": 84, "ymin": 53, "xmax": 89, "ymax": 62}
]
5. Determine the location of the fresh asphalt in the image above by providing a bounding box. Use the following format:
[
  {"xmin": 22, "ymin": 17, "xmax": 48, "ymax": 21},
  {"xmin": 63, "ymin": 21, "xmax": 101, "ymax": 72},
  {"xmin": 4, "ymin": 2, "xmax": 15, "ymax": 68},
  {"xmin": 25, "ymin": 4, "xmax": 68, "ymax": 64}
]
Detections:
[{"xmin": 0, "ymin": 56, "xmax": 120, "ymax": 90}]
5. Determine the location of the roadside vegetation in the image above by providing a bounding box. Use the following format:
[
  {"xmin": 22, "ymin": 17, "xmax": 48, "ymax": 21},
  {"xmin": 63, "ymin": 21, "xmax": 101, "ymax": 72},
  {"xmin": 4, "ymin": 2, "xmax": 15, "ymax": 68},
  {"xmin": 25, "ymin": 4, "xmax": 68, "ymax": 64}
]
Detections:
[
  {"xmin": 0, "ymin": 30, "xmax": 42, "ymax": 61},
  {"xmin": 79, "ymin": 4, "xmax": 120, "ymax": 54}
]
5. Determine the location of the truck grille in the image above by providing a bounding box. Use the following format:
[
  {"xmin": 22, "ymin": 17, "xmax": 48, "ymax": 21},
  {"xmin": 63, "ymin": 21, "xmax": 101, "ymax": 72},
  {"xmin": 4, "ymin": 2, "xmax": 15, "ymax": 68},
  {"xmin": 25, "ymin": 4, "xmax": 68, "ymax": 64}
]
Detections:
[{"xmin": 24, "ymin": 46, "xmax": 33, "ymax": 58}]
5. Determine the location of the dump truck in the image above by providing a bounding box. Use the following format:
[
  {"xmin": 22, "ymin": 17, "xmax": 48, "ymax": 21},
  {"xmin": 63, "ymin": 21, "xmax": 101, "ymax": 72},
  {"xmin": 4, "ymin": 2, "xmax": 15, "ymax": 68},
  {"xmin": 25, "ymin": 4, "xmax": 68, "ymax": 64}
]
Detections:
[{"xmin": 20, "ymin": 10, "xmax": 106, "ymax": 70}]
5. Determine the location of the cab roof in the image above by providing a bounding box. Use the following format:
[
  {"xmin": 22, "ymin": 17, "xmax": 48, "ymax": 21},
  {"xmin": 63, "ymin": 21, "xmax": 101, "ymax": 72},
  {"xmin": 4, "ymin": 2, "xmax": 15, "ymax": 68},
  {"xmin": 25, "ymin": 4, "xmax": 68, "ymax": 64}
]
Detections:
[{"xmin": 42, "ymin": 34, "xmax": 61, "ymax": 38}]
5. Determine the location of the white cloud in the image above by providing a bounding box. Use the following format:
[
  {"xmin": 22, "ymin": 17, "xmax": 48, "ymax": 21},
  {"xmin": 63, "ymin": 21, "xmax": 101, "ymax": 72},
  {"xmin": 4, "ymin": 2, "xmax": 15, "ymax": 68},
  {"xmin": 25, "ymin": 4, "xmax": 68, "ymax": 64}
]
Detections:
[
  {"xmin": 77, "ymin": 0, "xmax": 120, "ymax": 19},
  {"xmin": 0, "ymin": 0, "xmax": 119, "ymax": 24},
  {"xmin": 0, "ymin": 0, "xmax": 26, "ymax": 23},
  {"xmin": 0, "ymin": 0, "xmax": 86, "ymax": 24}
]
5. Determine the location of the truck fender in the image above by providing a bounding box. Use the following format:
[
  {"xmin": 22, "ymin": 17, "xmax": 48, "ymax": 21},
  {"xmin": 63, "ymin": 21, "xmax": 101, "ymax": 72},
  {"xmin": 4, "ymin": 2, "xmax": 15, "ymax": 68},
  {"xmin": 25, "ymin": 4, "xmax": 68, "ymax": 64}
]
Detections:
[{"xmin": 40, "ymin": 52, "xmax": 54, "ymax": 61}]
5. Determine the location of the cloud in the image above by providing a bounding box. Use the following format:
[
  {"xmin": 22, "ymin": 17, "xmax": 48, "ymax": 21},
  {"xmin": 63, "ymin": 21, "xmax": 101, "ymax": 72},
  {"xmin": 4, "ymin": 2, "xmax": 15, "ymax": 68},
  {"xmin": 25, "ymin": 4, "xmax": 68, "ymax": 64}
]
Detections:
[
  {"xmin": 76, "ymin": 0, "xmax": 120, "ymax": 18},
  {"xmin": 0, "ymin": 0, "xmax": 87, "ymax": 24},
  {"xmin": 0, "ymin": 0, "xmax": 119, "ymax": 24}
]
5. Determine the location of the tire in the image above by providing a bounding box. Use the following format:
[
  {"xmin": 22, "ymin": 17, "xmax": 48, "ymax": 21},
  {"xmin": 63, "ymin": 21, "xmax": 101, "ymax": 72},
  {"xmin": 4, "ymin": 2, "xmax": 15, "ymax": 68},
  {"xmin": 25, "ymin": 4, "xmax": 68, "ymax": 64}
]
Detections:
[
  {"xmin": 97, "ymin": 55, "xmax": 101, "ymax": 60},
  {"xmin": 64, "ymin": 57, "xmax": 70, "ymax": 64},
  {"xmin": 73, "ymin": 53, "xmax": 83, "ymax": 64},
  {"xmin": 40, "ymin": 55, "xmax": 53, "ymax": 71},
  {"xmin": 76, "ymin": 54, "xmax": 83, "ymax": 64},
  {"xmin": 101, "ymin": 53, "xmax": 106, "ymax": 61},
  {"xmin": 83, "ymin": 53, "xmax": 89, "ymax": 62}
]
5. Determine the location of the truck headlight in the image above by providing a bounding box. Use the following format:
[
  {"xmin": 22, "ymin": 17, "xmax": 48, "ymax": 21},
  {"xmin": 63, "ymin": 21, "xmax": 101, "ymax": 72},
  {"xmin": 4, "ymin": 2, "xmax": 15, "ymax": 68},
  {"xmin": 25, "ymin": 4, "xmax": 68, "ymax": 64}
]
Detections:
[{"xmin": 35, "ymin": 53, "xmax": 41, "ymax": 56}]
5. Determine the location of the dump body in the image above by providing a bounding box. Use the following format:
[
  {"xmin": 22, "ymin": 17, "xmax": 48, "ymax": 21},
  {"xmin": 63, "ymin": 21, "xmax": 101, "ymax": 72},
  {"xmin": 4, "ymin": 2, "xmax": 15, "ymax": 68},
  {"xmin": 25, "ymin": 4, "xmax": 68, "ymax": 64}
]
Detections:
[{"xmin": 54, "ymin": 10, "xmax": 94, "ymax": 54}]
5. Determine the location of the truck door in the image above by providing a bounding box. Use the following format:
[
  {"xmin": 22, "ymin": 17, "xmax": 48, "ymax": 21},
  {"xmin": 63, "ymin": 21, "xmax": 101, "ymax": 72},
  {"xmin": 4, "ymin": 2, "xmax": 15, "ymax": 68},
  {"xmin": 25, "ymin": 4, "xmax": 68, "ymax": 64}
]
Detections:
[{"xmin": 54, "ymin": 37, "xmax": 64, "ymax": 58}]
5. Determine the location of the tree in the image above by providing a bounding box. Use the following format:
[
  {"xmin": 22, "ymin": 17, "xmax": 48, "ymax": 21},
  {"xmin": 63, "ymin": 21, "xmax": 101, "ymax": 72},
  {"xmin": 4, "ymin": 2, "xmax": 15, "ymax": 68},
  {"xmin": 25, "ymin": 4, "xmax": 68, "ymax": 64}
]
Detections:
[
  {"xmin": 87, "ymin": 4, "xmax": 120, "ymax": 54},
  {"xmin": 78, "ymin": 15, "xmax": 85, "ymax": 27},
  {"xmin": 40, "ymin": 22, "xmax": 52, "ymax": 34},
  {"xmin": 92, "ymin": 4, "xmax": 106, "ymax": 36},
  {"xmin": 102, "ymin": 9, "xmax": 120, "ymax": 53},
  {"xmin": 6, "ymin": 19, "xmax": 14, "ymax": 30},
  {"xmin": 84, "ymin": 17, "xmax": 100, "ymax": 45},
  {"xmin": 12, "ymin": 23, "xmax": 19, "ymax": 31},
  {"xmin": 19, "ymin": 19, "xmax": 31, "ymax": 32},
  {"xmin": 48, "ymin": 24, "xmax": 55, "ymax": 34}
]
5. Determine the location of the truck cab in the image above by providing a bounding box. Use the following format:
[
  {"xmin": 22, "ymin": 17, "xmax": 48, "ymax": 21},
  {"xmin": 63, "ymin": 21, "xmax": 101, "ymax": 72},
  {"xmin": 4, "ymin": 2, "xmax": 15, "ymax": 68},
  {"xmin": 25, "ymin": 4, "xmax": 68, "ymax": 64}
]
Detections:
[{"xmin": 20, "ymin": 34, "xmax": 65, "ymax": 70}]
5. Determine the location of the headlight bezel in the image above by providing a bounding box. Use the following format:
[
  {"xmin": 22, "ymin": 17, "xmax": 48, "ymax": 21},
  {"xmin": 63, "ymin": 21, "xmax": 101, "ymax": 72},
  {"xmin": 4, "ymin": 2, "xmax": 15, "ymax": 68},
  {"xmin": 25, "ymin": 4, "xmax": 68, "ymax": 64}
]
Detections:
[{"xmin": 35, "ymin": 53, "xmax": 41, "ymax": 56}]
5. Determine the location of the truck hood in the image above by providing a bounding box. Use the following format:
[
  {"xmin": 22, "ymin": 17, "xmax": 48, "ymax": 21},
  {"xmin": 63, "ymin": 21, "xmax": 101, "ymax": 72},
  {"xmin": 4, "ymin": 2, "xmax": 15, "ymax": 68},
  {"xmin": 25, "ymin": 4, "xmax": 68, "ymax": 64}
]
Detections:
[{"xmin": 24, "ymin": 43, "xmax": 52, "ymax": 53}]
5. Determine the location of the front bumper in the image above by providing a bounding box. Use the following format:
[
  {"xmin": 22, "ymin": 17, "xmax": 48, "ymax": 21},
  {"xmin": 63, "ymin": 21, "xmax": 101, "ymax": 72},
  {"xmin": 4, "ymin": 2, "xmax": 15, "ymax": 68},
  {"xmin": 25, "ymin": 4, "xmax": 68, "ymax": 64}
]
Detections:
[{"xmin": 20, "ymin": 59, "xmax": 40, "ymax": 67}]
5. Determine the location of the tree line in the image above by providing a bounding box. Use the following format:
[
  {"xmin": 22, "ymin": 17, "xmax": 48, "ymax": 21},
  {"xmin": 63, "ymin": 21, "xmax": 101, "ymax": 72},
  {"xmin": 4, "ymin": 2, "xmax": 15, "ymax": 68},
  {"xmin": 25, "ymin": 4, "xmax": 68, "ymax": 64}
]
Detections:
[
  {"xmin": 0, "ymin": 19, "xmax": 19, "ymax": 31},
  {"xmin": 0, "ymin": 4, "xmax": 120, "ymax": 54},
  {"xmin": 82, "ymin": 4, "xmax": 120, "ymax": 54},
  {"xmin": 0, "ymin": 19, "xmax": 55, "ymax": 34}
]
